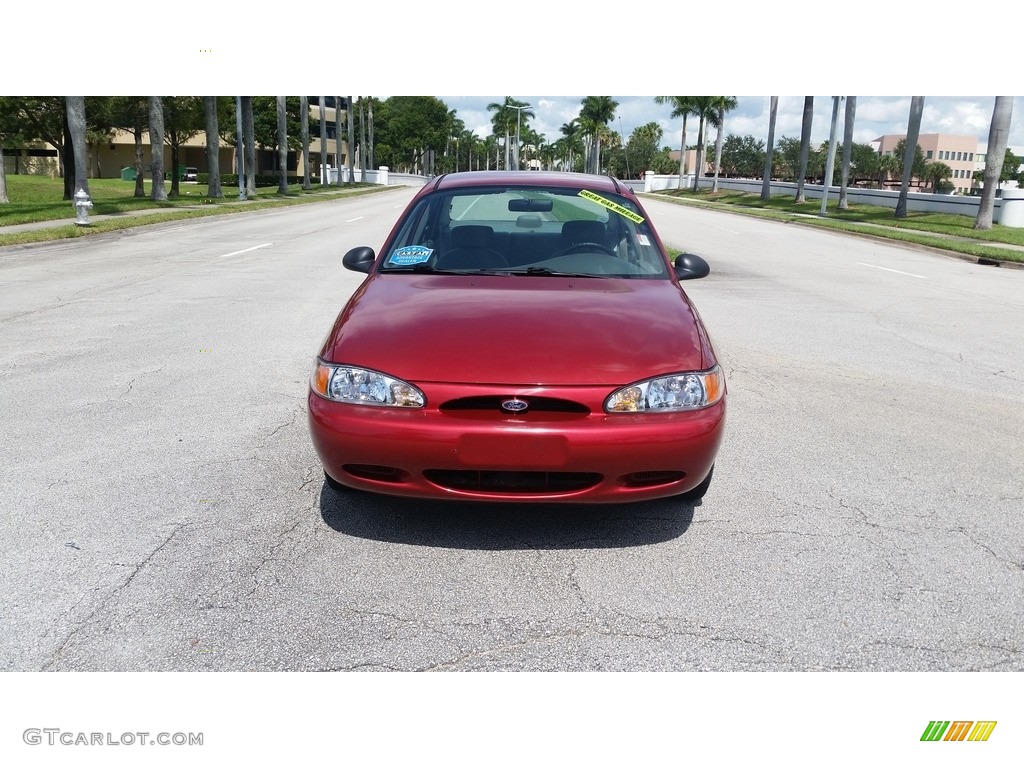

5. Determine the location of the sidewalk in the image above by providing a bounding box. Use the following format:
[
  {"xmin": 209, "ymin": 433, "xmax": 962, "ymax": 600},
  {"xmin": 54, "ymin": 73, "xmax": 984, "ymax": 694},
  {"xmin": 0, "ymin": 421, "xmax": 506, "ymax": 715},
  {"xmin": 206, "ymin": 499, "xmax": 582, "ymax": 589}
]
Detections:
[
  {"xmin": 0, "ymin": 185, "xmax": 398, "ymax": 238},
  {"xmin": 0, "ymin": 197, "xmax": 267, "ymax": 236},
  {"xmin": 648, "ymin": 193, "xmax": 1024, "ymax": 268},
  {"xmin": 787, "ymin": 211, "xmax": 1024, "ymax": 256},
  {"xmin": 7, "ymin": 192, "xmax": 1024, "ymax": 269}
]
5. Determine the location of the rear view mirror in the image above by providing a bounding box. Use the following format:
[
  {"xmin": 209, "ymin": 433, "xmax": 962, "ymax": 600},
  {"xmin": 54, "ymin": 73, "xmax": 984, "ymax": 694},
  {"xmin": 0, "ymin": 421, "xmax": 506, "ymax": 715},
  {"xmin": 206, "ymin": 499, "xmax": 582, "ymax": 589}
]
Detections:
[
  {"xmin": 674, "ymin": 253, "xmax": 710, "ymax": 280},
  {"xmin": 509, "ymin": 198, "xmax": 553, "ymax": 212}
]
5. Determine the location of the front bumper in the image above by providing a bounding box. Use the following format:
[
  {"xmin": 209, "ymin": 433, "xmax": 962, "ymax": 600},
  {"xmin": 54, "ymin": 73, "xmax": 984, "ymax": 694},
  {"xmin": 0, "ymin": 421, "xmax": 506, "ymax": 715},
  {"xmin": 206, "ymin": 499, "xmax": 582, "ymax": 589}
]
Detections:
[{"xmin": 307, "ymin": 382, "xmax": 725, "ymax": 504}]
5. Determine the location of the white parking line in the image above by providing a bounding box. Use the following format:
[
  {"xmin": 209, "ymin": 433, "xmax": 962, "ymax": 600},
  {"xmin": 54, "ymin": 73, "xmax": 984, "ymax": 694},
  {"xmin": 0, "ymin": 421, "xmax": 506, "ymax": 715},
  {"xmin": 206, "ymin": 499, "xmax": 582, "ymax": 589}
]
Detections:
[
  {"xmin": 218, "ymin": 243, "xmax": 273, "ymax": 258},
  {"xmin": 856, "ymin": 262, "xmax": 927, "ymax": 279},
  {"xmin": 346, "ymin": 217, "xmax": 365, "ymax": 223}
]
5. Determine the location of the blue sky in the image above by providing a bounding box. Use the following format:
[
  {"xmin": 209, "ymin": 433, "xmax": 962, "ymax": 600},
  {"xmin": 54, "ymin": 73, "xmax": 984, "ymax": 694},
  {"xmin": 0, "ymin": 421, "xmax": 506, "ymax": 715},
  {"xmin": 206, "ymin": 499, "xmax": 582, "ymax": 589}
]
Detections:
[{"xmin": 437, "ymin": 96, "xmax": 1024, "ymax": 151}]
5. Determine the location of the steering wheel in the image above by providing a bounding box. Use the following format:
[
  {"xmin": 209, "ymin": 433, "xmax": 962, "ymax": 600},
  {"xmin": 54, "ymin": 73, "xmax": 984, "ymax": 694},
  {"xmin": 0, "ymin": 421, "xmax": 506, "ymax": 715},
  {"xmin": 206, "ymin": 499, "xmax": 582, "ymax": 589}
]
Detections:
[{"xmin": 557, "ymin": 241, "xmax": 618, "ymax": 258}]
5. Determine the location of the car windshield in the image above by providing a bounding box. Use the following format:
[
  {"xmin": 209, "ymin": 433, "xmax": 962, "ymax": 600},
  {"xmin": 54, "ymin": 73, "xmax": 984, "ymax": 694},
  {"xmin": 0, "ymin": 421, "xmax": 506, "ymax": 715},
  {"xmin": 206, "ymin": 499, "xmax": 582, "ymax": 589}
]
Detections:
[{"xmin": 380, "ymin": 185, "xmax": 670, "ymax": 279}]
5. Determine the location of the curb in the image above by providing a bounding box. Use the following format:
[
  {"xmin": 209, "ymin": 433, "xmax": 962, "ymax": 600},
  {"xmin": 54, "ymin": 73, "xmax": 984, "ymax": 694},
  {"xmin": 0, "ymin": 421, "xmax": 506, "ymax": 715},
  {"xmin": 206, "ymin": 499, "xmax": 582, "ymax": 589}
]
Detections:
[
  {"xmin": 0, "ymin": 186, "xmax": 402, "ymax": 239},
  {"xmin": 642, "ymin": 193, "xmax": 1024, "ymax": 270}
]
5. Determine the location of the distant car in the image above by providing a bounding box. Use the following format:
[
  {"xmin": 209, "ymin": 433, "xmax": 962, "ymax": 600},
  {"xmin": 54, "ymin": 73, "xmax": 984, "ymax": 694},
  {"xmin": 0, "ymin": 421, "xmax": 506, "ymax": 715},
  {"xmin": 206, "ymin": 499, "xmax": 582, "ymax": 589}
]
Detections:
[
  {"xmin": 307, "ymin": 171, "xmax": 726, "ymax": 504},
  {"xmin": 183, "ymin": 167, "xmax": 198, "ymax": 182}
]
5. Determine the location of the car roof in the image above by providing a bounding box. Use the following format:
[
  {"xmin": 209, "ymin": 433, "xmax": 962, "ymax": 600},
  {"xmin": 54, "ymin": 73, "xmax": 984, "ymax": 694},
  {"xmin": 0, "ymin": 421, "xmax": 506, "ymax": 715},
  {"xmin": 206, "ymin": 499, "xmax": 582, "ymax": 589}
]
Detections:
[{"xmin": 424, "ymin": 171, "xmax": 632, "ymax": 196}]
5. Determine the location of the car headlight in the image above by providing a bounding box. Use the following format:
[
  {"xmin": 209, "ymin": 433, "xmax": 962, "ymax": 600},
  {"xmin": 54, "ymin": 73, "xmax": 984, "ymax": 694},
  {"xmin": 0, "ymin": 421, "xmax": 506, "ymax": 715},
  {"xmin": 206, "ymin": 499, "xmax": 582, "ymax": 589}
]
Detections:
[
  {"xmin": 605, "ymin": 366, "xmax": 724, "ymax": 413},
  {"xmin": 311, "ymin": 361, "xmax": 425, "ymax": 407}
]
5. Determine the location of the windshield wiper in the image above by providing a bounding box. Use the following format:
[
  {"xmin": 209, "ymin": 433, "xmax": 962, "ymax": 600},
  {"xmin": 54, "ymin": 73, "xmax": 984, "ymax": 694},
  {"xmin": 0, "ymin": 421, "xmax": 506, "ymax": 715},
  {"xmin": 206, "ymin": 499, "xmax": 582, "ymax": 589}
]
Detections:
[
  {"xmin": 384, "ymin": 264, "xmax": 488, "ymax": 275},
  {"xmin": 507, "ymin": 267, "xmax": 603, "ymax": 278}
]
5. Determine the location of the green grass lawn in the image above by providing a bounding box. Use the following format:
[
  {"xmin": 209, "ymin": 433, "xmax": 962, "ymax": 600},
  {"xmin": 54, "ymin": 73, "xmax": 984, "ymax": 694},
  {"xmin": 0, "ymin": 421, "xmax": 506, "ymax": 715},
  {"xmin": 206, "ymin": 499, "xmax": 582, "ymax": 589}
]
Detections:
[
  {"xmin": 5, "ymin": 176, "xmax": 1024, "ymax": 264},
  {"xmin": 648, "ymin": 188, "xmax": 1024, "ymax": 264},
  {"xmin": 0, "ymin": 175, "xmax": 389, "ymax": 246}
]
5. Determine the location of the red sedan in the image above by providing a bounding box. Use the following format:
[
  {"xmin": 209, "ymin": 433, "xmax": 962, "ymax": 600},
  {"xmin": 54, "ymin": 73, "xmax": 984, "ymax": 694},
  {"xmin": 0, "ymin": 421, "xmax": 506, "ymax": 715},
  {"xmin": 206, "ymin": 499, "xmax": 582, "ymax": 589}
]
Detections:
[{"xmin": 308, "ymin": 171, "xmax": 725, "ymax": 504}]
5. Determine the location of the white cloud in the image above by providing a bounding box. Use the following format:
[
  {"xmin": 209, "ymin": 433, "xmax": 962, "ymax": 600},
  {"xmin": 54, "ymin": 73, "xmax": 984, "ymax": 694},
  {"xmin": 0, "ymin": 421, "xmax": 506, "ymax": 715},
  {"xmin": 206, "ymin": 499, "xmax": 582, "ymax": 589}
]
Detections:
[{"xmin": 442, "ymin": 96, "xmax": 1024, "ymax": 152}]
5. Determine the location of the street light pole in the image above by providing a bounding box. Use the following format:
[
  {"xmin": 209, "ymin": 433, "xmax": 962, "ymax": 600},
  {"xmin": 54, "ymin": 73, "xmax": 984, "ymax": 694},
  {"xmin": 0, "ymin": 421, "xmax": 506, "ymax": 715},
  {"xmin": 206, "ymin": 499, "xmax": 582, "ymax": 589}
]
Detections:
[{"xmin": 507, "ymin": 101, "xmax": 532, "ymax": 171}]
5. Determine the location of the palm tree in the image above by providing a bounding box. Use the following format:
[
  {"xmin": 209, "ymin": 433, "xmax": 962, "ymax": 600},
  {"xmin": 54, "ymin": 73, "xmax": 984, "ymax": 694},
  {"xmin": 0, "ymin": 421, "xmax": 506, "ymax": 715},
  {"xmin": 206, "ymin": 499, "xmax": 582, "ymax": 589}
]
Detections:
[
  {"xmin": 482, "ymin": 135, "xmax": 498, "ymax": 170},
  {"xmin": 299, "ymin": 96, "xmax": 310, "ymax": 190},
  {"xmin": 895, "ymin": 96, "xmax": 925, "ymax": 219},
  {"xmin": 335, "ymin": 96, "xmax": 344, "ymax": 186},
  {"xmin": 688, "ymin": 96, "xmax": 720, "ymax": 190},
  {"xmin": 559, "ymin": 120, "xmax": 583, "ymax": 172},
  {"xmin": 579, "ymin": 96, "xmax": 618, "ymax": 174},
  {"xmin": 711, "ymin": 96, "xmax": 738, "ymax": 192},
  {"xmin": 359, "ymin": 97, "xmax": 368, "ymax": 182},
  {"xmin": 276, "ymin": 96, "xmax": 288, "ymax": 194},
  {"xmin": 234, "ymin": 97, "xmax": 246, "ymax": 198},
  {"xmin": 539, "ymin": 141, "xmax": 556, "ymax": 172},
  {"xmin": 106, "ymin": 97, "xmax": 149, "ymax": 198},
  {"xmin": 838, "ymin": 96, "xmax": 856, "ymax": 211},
  {"xmin": 241, "ymin": 97, "xmax": 256, "ymax": 197},
  {"xmin": 317, "ymin": 97, "xmax": 326, "ymax": 184},
  {"xmin": 519, "ymin": 126, "xmax": 542, "ymax": 170},
  {"xmin": 444, "ymin": 110, "xmax": 463, "ymax": 172},
  {"xmin": 795, "ymin": 97, "xmax": 814, "ymax": 203},
  {"xmin": 458, "ymin": 129, "xmax": 477, "ymax": 171},
  {"xmin": 819, "ymin": 97, "xmax": 842, "ymax": 215},
  {"xmin": 368, "ymin": 99, "xmax": 375, "ymax": 170},
  {"xmin": 64, "ymin": 96, "xmax": 89, "ymax": 198},
  {"xmin": 975, "ymin": 96, "xmax": 1014, "ymax": 230},
  {"xmin": 161, "ymin": 97, "xmax": 203, "ymax": 198},
  {"xmin": 655, "ymin": 97, "xmax": 697, "ymax": 183},
  {"xmin": 347, "ymin": 96, "xmax": 355, "ymax": 185},
  {"xmin": 487, "ymin": 98, "xmax": 514, "ymax": 169},
  {"xmin": 203, "ymin": 96, "xmax": 223, "ymax": 198},
  {"xmin": 922, "ymin": 161, "xmax": 953, "ymax": 192},
  {"xmin": 761, "ymin": 96, "xmax": 778, "ymax": 201},
  {"xmin": 148, "ymin": 96, "xmax": 167, "ymax": 201},
  {"xmin": 877, "ymin": 152, "xmax": 900, "ymax": 188}
]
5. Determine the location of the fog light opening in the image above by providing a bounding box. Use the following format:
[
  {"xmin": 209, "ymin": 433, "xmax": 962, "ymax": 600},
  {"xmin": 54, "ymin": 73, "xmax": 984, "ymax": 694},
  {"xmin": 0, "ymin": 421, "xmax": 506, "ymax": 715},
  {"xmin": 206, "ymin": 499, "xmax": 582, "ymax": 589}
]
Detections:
[
  {"xmin": 343, "ymin": 464, "xmax": 408, "ymax": 483},
  {"xmin": 619, "ymin": 470, "xmax": 686, "ymax": 488}
]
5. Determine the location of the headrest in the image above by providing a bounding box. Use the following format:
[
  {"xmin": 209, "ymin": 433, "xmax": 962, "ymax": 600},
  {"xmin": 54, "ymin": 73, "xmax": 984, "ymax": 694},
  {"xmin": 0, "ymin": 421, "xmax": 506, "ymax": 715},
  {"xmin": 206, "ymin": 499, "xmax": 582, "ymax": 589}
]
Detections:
[
  {"xmin": 451, "ymin": 225, "xmax": 494, "ymax": 248},
  {"xmin": 561, "ymin": 220, "xmax": 606, "ymax": 244}
]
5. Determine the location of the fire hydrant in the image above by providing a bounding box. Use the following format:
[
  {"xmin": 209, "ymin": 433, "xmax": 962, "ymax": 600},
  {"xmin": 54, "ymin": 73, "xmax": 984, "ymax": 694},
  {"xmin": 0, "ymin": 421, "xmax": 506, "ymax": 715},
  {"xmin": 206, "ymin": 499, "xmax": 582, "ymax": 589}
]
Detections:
[{"xmin": 73, "ymin": 188, "xmax": 93, "ymax": 225}]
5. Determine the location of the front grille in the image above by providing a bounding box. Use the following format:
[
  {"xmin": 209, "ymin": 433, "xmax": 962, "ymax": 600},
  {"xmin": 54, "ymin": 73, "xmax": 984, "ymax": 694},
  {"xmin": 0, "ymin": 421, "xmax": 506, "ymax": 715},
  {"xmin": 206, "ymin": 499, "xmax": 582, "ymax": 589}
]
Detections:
[
  {"xmin": 424, "ymin": 470, "xmax": 602, "ymax": 494},
  {"xmin": 440, "ymin": 396, "xmax": 589, "ymax": 414}
]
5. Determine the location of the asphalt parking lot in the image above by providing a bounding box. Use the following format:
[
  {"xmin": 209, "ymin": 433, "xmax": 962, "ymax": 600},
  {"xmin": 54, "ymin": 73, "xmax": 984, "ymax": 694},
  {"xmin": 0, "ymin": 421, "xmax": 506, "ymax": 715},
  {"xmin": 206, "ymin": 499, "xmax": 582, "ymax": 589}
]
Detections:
[{"xmin": 1, "ymin": 188, "xmax": 1021, "ymax": 673}]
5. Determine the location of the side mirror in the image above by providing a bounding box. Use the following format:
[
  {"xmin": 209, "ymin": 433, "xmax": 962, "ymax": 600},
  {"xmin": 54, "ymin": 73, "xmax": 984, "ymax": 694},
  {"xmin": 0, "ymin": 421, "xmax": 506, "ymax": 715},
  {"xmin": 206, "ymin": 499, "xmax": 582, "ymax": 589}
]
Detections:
[
  {"xmin": 674, "ymin": 253, "xmax": 710, "ymax": 280},
  {"xmin": 343, "ymin": 246, "xmax": 376, "ymax": 273}
]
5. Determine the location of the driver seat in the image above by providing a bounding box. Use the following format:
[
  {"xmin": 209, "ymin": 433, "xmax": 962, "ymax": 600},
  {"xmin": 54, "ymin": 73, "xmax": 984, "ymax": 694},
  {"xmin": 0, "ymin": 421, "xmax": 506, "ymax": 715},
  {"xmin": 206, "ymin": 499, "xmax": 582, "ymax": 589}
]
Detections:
[
  {"xmin": 437, "ymin": 225, "xmax": 507, "ymax": 269},
  {"xmin": 560, "ymin": 220, "xmax": 607, "ymax": 250}
]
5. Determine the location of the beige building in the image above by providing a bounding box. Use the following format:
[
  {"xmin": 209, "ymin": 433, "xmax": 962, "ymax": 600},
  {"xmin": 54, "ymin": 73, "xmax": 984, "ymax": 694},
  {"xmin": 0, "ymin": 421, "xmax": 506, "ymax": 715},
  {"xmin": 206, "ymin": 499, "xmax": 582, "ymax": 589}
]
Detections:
[
  {"xmin": 975, "ymin": 143, "xmax": 1024, "ymax": 189},
  {"xmin": 668, "ymin": 148, "xmax": 708, "ymax": 175},
  {"xmin": 874, "ymin": 133, "xmax": 979, "ymax": 194},
  {"xmin": 3, "ymin": 100, "xmax": 351, "ymax": 182}
]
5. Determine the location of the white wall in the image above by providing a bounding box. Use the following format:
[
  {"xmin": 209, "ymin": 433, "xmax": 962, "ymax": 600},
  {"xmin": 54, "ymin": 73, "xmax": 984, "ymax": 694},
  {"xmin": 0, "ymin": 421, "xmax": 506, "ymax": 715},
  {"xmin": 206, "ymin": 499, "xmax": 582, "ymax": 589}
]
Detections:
[{"xmin": 641, "ymin": 174, "xmax": 1010, "ymax": 221}]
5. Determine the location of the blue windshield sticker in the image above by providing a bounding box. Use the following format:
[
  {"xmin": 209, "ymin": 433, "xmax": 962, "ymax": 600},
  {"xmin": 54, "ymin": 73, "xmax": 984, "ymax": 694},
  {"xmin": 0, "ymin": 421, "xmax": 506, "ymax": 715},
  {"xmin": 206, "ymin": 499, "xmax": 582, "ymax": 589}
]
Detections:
[{"xmin": 388, "ymin": 245, "xmax": 433, "ymax": 265}]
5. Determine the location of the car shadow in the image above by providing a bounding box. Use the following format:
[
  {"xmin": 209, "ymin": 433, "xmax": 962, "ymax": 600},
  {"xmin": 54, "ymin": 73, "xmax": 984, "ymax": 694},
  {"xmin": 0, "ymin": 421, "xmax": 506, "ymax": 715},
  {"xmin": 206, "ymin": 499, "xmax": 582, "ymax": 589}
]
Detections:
[{"xmin": 318, "ymin": 483, "xmax": 696, "ymax": 550}]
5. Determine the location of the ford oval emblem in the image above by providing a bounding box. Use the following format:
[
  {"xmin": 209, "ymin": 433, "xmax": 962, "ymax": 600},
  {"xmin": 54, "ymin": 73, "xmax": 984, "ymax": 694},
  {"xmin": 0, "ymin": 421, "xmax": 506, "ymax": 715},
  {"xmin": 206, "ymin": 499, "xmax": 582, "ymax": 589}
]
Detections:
[{"xmin": 501, "ymin": 398, "xmax": 529, "ymax": 413}]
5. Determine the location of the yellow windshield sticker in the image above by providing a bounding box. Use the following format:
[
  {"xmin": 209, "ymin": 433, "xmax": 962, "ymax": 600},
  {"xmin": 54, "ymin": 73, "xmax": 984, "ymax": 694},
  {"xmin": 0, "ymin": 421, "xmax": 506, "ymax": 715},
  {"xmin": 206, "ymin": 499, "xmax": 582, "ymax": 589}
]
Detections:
[{"xmin": 578, "ymin": 189, "xmax": 645, "ymax": 224}]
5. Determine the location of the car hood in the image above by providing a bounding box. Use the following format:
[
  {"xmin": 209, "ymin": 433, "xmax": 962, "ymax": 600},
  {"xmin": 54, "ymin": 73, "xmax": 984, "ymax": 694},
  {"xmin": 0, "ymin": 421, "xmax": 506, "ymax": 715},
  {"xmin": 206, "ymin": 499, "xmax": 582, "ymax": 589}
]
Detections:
[{"xmin": 321, "ymin": 275, "xmax": 709, "ymax": 386}]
